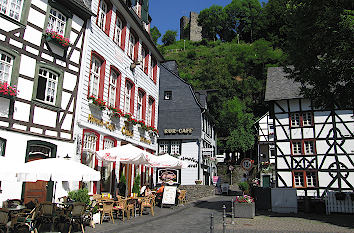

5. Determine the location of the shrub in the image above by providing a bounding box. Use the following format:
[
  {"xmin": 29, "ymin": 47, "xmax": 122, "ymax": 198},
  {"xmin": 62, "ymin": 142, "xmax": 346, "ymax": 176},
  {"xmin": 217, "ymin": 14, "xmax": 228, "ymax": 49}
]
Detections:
[
  {"xmin": 132, "ymin": 174, "xmax": 141, "ymax": 194},
  {"xmin": 238, "ymin": 182, "xmax": 249, "ymax": 192},
  {"xmin": 68, "ymin": 188, "xmax": 90, "ymax": 206}
]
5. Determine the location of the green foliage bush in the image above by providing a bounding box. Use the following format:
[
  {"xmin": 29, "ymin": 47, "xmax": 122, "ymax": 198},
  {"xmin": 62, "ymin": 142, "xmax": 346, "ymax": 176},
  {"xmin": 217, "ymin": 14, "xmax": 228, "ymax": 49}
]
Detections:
[
  {"xmin": 132, "ymin": 174, "xmax": 141, "ymax": 194},
  {"xmin": 238, "ymin": 182, "xmax": 249, "ymax": 192},
  {"xmin": 68, "ymin": 188, "xmax": 90, "ymax": 206},
  {"xmin": 120, "ymin": 174, "xmax": 126, "ymax": 184}
]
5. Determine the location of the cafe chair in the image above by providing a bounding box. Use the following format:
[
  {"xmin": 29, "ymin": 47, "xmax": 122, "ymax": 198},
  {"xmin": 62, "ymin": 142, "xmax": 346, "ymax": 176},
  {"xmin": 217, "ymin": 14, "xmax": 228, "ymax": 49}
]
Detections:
[
  {"xmin": 37, "ymin": 202, "xmax": 57, "ymax": 232},
  {"xmin": 178, "ymin": 190, "xmax": 187, "ymax": 205},
  {"xmin": 126, "ymin": 199, "xmax": 135, "ymax": 220},
  {"xmin": 10, "ymin": 206, "xmax": 39, "ymax": 233},
  {"xmin": 140, "ymin": 196, "xmax": 154, "ymax": 216},
  {"xmin": 0, "ymin": 208, "xmax": 10, "ymax": 233},
  {"xmin": 68, "ymin": 202, "xmax": 86, "ymax": 233},
  {"xmin": 100, "ymin": 201, "xmax": 114, "ymax": 224},
  {"xmin": 113, "ymin": 199, "xmax": 126, "ymax": 221}
]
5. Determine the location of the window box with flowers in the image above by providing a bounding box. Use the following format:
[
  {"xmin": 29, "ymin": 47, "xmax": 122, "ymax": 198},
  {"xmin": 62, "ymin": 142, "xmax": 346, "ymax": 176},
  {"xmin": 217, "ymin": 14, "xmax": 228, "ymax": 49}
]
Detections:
[
  {"xmin": 233, "ymin": 195, "xmax": 255, "ymax": 218},
  {"xmin": 0, "ymin": 82, "xmax": 18, "ymax": 100},
  {"xmin": 147, "ymin": 126, "xmax": 159, "ymax": 136},
  {"xmin": 137, "ymin": 120, "xmax": 147, "ymax": 130},
  {"xmin": 88, "ymin": 95, "xmax": 106, "ymax": 111},
  {"xmin": 107, "ymin": 106, "xmax": 122, "ymax": 119},
  {"xmin": 44, "ymin": 30, "xmax": 71, "ymax": 56}
]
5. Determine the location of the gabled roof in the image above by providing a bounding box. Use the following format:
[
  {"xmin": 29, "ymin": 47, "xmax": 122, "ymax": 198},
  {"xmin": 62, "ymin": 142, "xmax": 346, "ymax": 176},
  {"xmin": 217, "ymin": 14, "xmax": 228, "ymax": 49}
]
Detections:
[{"xmin": 265, "ymin": 66, "xmax": 303, "ymax": 101}]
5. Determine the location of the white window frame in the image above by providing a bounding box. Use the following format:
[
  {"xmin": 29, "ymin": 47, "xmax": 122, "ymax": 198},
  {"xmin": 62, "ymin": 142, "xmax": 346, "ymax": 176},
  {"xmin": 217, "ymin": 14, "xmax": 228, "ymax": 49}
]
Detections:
[
  {"xmin": 124, "ymin": 81, "xmax": 132, "ymax": 113},
  {"xmin": 159, "ymin": 141, "xmax": 169, "ymax": 154},
  {"xmin": 146, "ymin": 98, "xmax": 153, "ymax": 126},
  {"xmin": 128, "ymin": 33, "xmax": 135, "ymax": 58},
  {"xmin": 90, "ymin": 57, "xmax": 101, "ymax": 98},
  {"xmin": 291, "ymin": 113, "xmax": 300, "ymax": 127},
  {"xmin": 137, "ymin": 90, "xmax": 144, "ymax": 121},
  {"xmin": 0, "ymin": 0, "xmax": 23, "ymax": 21},
  {"xmin": 108, "ymin": 70, "xmax": 117, "ymax": 107},
  {"xmin": 164, "ymin": 91, "xmax": 172, "ymax": 100},
  {"xmin": 37, "ymin": 68, "xmax": 58, "ymax": 104},
  {"xmin": 302, "ymin": 112, "xmax": 313, "ymax": 126},
  {"xmin": 294, "ymin": 172, "xmax": 304, "ymax": 187},
  {"xmin": 0, "ymin": 51, "xmax": 13, "ymax": 84},
  {"xmin": 304, "ymin": 141, "xmax": 314, "ymax": 155},
  {"xmin": 170, "ymin": 141, "xmax": 180, "ymax": 155},
  {"xmin": 98, "ymin": 0, "xmax": 107, "ymax": 30},
  {"xmin": 292, "ymin": 141, "xmax": 302, "ymax": 155},
  {"xmin": 149, "ymin": 58, "xmax": 156, "ymax": 81},
  {"xmin": 114, "ymin": 16, "xmax": 123, "ymax": 45},
  {"xmin": 306, "ymin": 171, "xmax": 317, "ymax": 187},
  {"xmin": 47, "ymin": 8, "xmax": 66, "ymax": 36}
]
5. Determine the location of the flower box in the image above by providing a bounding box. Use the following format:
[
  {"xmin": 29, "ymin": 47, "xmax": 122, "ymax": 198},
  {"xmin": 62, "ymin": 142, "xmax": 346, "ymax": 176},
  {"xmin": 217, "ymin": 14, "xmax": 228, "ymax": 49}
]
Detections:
[
  {"xmin": 233, "ymin": 202, "xmax": 255, "ymax": 219},
  {"xmin": 44, "ymin": 30, "xmax": 71, "ymax": 48},
  {"xmin": 0, "ymin": 82, "xmax": 17, "ymax": 99},
  {"xmin": 88, "ymin": 96, "xmax": 106, "ymax": 111},
  {"xmin": 107, "ymin": 106, "xmax": 122, "ymax": 119}
]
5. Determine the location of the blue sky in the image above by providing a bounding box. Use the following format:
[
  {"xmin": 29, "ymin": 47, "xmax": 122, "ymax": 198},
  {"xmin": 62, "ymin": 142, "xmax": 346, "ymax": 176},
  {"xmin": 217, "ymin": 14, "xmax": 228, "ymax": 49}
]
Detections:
[{"xmin": 149, "ymin": 0, "xmax": 266, "ymax": 44}]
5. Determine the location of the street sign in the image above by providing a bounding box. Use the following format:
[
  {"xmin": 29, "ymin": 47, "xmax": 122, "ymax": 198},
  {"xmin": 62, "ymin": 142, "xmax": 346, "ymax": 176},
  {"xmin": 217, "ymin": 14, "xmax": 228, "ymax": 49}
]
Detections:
[{"xmin": 241, "ymin": 158, "xmax": 253, "ymax": 171}]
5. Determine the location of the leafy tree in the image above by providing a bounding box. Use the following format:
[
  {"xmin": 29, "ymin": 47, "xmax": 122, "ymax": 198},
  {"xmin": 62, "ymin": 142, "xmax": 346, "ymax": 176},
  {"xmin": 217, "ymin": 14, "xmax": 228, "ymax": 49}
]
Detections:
[
  {"xmin": 285, "ymin": 0, "xmax": 354, "ymax": 108},
  {"xmin": 132, "ymin": 174, "xmax": 141, "ymax": 194},
  {"xmin": 198, "ymin": 5, "xmax": 229, "ymax": 41},
  {"xmin": 162, "ymin": 30, "xmax": 177, "ymax": 46},
  {"xmin": 150, "ymin": 26, "xmax": 161, "ymax": 45},
  {"xmin": 224, "ymin": 0, "xmax": 263, "ymax": 42}
]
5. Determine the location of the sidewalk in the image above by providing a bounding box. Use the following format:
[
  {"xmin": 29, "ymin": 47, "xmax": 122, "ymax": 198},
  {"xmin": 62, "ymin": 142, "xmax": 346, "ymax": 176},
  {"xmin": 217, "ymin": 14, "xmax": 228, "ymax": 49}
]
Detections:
[{"xmin": 86, "ymin": 195, "xmax": 217, "ymax": 233}]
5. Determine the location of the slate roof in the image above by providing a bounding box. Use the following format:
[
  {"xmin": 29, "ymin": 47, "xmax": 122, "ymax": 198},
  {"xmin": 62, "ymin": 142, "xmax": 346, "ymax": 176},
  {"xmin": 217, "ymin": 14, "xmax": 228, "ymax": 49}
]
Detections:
[
  {"xmin": 264, "ymin": 66, "xmax": 303, "ymax": 101},
  {"xmin": 65, "ymin": 0, "xmax": 95, "ymax": 19}
]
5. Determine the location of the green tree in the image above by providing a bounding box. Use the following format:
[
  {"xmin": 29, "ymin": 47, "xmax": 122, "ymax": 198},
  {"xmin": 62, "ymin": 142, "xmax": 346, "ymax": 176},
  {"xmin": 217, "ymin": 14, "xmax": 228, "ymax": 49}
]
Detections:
[
  {"xmin": 162, "ymin": 30, "xmax": 177, "ymax": 46},
  {"xmin": 150, "ymin": 26, "xmax": 161, "ymax": 45},
  {"xmin": 285, "ymin": 0, "xmax": 354, "ymax": 108},
  {"xmin": 198, "ymin": 5, "xmax": 229, "ymax": 41},
  {"xmin": 132, "ymin": 174, "xmax": 141, "ymax": 194}
]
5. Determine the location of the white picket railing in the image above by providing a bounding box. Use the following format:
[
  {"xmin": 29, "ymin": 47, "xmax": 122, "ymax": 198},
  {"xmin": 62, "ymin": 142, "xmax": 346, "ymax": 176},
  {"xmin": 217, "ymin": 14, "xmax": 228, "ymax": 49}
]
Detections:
[{"xmin": 325, "ymin": 191, "xmax": 354, "ymax": 214}]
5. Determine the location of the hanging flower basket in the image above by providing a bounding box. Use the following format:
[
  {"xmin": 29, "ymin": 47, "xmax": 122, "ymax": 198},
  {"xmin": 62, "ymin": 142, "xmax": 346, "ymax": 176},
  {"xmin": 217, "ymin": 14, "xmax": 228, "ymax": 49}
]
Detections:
[
  {"xmin": 88, "ymin": 95, "xmax": 106, "ymax": 111},
  {"xmin": 335, "ymin": 192, "xmax": 346, "ymax": 201},
  {"xmin": 0, "ymin": 82, "xmax": 18, "ymax": 99}
]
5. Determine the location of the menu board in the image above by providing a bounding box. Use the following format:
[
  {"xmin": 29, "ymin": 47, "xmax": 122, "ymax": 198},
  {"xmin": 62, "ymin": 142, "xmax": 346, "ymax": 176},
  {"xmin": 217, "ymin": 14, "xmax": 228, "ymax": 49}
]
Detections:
[{"xmin": 162, "ymin": 186, "xmax": 177, "ymax": 205}]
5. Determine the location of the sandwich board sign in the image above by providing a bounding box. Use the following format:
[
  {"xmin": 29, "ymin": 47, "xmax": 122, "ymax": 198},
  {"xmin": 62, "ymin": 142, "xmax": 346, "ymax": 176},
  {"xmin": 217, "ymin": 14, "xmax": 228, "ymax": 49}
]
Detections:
[{"xmin": 162, "ymin": 186, "xmax": 177, "ymax": 205}]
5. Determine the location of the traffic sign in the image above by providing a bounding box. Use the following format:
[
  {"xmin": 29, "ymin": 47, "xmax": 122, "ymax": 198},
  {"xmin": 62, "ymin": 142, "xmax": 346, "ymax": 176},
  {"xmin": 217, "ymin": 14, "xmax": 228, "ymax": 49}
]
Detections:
[{"xmin": 241, "ymin": 158, "xmax": 253, "ymax": 171}]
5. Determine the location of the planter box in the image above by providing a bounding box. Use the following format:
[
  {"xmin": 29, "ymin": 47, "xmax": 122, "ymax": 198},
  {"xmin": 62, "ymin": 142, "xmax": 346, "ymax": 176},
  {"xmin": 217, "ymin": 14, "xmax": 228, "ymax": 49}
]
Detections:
[{"xmin": 234, "ymin": 202, "xmax": 255, "ymax": 218}]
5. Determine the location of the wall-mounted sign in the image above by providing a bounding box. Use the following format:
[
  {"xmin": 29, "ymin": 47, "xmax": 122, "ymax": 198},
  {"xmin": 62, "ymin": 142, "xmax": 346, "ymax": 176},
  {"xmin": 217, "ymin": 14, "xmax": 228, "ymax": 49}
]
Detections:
[
  {"xmin": 122, "ymin": 122, "xmax": 133, "ymax": 137},
  {"xmin": 180, "ymin": 156, "xmax": 198, "ymax": 168},
  {"xmin": 164, "ymin": 128, "xmax": 193, "ymax": 134},
  {"xmin": 88, "ymin": 114, "xmax": 115, "ymax": 131},
  {"xmin": 140, "ymin": 137, "xmax": 151, "ymax": 144}
]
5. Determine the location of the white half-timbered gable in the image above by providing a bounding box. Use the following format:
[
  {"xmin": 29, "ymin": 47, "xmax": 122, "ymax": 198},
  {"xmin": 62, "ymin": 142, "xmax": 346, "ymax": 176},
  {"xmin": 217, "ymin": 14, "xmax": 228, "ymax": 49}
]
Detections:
[
  {"xmin": 76, "ymin": 0, "xmax": 163, "ymax": 194},
  {"xmin": 0, "ymin": 0, "xmax": 93, "ymax": 204},
  {"xmin": 264, "ymin": 67, "xmax": 354, "ymax": 198}
]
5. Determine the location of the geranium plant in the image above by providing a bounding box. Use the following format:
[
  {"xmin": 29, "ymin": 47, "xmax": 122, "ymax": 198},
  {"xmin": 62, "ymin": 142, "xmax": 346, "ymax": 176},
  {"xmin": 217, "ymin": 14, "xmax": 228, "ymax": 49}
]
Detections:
[
  {"xmin": 127, "ymin": 117, "xmax": 138, "ymax": 125},
  {"xmin": 0, "ymin": 82, "xmax": 18, "ymax": 98},
  {"xmin": 107, "ymin": 106, "xmax": 122, "ymax": 118},
  {"xmin": 147, "ymin": 125, "xmax": 158, "ymax": 135},
  {"xmin": 235, "ymin": 195, "xmax": 254, "ymax": 203},
  {"xmin": 44, "ymin": 29, "xmax": 71, "ymax": 48},
  {"xmin": 88, "ymin": 95, "xmax": 106, "ymax": 110}
]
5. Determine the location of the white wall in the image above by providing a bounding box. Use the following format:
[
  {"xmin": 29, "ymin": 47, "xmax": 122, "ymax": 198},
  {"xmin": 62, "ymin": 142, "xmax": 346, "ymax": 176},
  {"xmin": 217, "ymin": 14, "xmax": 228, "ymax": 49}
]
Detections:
[{"xmin": 180, "ymin": 141, "xmax": 199, "ymax": 185}]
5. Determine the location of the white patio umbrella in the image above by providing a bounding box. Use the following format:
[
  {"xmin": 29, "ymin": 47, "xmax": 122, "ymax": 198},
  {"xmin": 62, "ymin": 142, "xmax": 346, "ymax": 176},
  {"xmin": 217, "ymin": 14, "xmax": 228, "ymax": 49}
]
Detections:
[
  {"xmin": 16, "ymin": 158, "xmax": 101, "ymax": 182},
  {"xmin": 145, "ymin": 153, "xmax": 189, "ymax": 169},
  {"xmin": 0, "ymin": 156, "xmax": 18, "ymax": 181},
  {"xmin": 95, "ymin": 144, "xmax": 154, "ymax": 165}
]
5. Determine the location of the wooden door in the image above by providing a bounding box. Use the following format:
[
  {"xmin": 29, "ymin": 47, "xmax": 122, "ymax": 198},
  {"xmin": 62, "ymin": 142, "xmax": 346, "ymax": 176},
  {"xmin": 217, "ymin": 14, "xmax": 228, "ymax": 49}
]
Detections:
[
  {"xmin": 23, "ymin": 180, "xmax": 47, "ymax": 204},
  {"xmin": 263, "ymin": 175, "xmax": 270, "ymax": 188}
]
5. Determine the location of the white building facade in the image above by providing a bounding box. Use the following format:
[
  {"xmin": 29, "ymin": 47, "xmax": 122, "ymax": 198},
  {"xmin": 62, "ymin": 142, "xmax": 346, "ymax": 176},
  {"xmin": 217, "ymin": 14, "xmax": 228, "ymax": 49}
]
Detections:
[
  {"xmin": 0, "ymin": 0, "xmax": 92, "ymax": 204},
  {"xmin": 264, "ymin": 67, "xmax": 354, "ymax": 197},
  {"xmin": 75, "ymin": 0, "xmax": 163, "ymax": 195}
]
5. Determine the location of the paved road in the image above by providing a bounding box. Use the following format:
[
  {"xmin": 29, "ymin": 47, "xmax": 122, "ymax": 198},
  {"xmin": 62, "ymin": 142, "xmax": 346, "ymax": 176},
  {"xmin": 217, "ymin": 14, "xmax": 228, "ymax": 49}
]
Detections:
[{"xmin": 86, "ymin": 195, "xmax": 354, "ymax": 233}]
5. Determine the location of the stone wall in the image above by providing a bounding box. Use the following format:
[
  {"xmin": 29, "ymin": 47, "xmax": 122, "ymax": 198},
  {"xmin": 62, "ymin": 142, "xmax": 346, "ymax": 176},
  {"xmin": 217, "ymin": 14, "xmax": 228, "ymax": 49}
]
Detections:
[
  {"xmin": 179, "ymin": 185, "xmax": 215, "ymax": 202},
  {"xmin": 189, "ymin": 12, "xmax": 202, "ymax": 42}
]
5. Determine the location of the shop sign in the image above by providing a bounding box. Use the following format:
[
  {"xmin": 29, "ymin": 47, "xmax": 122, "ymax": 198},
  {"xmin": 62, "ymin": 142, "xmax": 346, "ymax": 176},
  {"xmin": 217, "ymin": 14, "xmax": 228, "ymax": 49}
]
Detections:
[
  {"xmin": 164, "ymin": 128, "xmax": 193, "ymax": 134},
  {"xmin": 180, "ymin": 156, "xmax": 198, "ymax": 168},
  {"xmin": 122, "ymin": 122, "xmax": 133, "ymax": 137},
  {"xmin": 140, "ymin": 137, "xmax": 151, "ymax": 144},
  {"xmin": 88, "ymin": 114, "xmax": 115, "ymax": 131}
]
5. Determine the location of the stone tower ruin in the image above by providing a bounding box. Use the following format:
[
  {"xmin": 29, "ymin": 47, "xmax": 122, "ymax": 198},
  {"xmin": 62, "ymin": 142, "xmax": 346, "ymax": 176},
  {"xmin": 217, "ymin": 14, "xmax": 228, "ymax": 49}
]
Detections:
[{"xmin": 180, "ymin": 12, "xmax": 202, "ymax": 42}]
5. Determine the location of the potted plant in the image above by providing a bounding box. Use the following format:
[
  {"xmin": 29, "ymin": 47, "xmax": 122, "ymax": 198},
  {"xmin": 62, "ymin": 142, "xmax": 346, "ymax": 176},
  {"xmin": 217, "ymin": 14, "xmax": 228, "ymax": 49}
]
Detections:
[
  {"xmin": 68, "ymin": 188, "xmax": 90, "ymax": 206},
  {"xmin": 132, "ymin": 174, "xmax": 141, "ymax": 197},
  {"xmin": 233, "ymin": 195, "xmax": 255, "ymax": 218},
  {"xmin": 335, "ymin": 192, "xmax": 347, "ymax": 201},
  {"xmin": 88, "ymin": 95, "xmax": 106, "ymax": 111},
  {"xmin": 238, "ymin": 182, "xmax": 249, "ymax": 195},
  {"xmin": 0, "ymin": 82, "xmax": 18, "ymax": 99}
]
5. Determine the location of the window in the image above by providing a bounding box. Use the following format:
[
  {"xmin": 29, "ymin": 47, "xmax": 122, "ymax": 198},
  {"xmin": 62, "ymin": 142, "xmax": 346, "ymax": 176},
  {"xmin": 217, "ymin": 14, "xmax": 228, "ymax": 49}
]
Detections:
[
  {"xmin": 292, "ymin": 141, "xmax": 302, "ymax": 155},
  {"xmin": 89, "ymin": 57, "xmax": 101, "ymax": 98},
  {"xmin": 159, "ymin": 140, "xmax": 181, "ymax": 155},
  {"xmin": 290, "ymin": 113, "xmax": 300, "ymax": 127},
  {"xmin": 114, "ymin": 16, "xmax": 123, "ymax": 45},
  {"xmin": 124, "ymin": 80, "xmax": 133, "ymax": 114},
  {"xmin": 294, "ymin": 172, "xmax": 304, "ymax": 187},
  {"xmin": 164, "ymin": 91, "xmax": 172, "ymax": 100},
  {"xmin": 137, "ymin": 90, "xmax": 145, "ymax": 121},
  {"xmin": 0, "ymin": 0, "xmax": 23, "ymax": 21},
  {"xmin": 146, "ymin": 97, "xmax": 154, "ymax": 127},
  {"xmin": 150, "ymin": 56, "xmax": 157, "ymax": 82},
  {"xmin": 47, "ymin": 8, "xmax": 66, "ymax": 36},
  {"xmin": 0, "ymin": 137, "xmax": 6, "ymax": 156},
  {"xmin": 128, "ymin": 33, "xmax": 135, "ymax": 59},
  {"xmin": 97, "ymin": 0, "xmax": 107, "ymax": 30},
  {"xmin": 0, "ymin": 51, "xmax": 13, "ymax": 84},
  {"xmin": 293, "ymin": 171, "xmax": 317, "ymax": 188},
  {"xmin": 304, "ymin": 141, "xmax": 314, "ymax": 155},
  {"xmin": 108, "ymin": 70, "xmax": 118, "ymax": 107},
  {"xmin": 302, "ymin": 112, "xmax": 313, "ymax": 126},
  {"xmin": 141, "ymin": 45, "xmax": 149, "ymax": 74},
  {"xmin": 83, "ymin": 133, "xmax": 98, "ymax": 154},
  {"xmin": 36, "ymin": 68, "xmax": 58, "ymax": 104},
  {"xmin": 82, "ymin": 131, "xmax": 99, "ymax": 193}
]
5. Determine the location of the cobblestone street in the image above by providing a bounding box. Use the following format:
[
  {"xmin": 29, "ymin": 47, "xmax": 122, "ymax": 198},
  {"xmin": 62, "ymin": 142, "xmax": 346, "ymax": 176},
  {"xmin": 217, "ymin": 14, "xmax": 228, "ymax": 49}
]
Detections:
[{"xmin": 86, "ymin": 195, "xmax": 354, "ymax": 233}]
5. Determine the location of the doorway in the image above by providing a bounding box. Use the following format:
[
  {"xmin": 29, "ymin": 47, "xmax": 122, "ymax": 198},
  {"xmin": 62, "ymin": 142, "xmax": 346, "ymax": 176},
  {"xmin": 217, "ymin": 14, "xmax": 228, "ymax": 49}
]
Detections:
[{"xmin": 262, "ymin": 175, "xmax": 271, "ymax": 188}]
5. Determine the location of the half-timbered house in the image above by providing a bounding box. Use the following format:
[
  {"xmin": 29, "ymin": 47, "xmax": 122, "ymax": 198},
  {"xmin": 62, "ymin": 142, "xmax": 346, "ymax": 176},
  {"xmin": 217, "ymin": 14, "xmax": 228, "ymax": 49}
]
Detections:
[
  {"xmin": 264, "ymin": 67, "xmax": 354, "ymax": 197},
  {"xmin": 0, "ymin": 0, "xmax": 93, "ymax": 205},
  {"xmin": 75, "ymin": 0, "xmax": 163, "ymax": 195}
]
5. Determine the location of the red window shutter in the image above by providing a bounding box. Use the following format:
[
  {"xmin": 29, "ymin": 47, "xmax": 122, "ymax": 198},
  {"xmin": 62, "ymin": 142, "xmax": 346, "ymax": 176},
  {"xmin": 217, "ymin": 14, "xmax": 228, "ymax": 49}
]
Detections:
[
  {"xmin": 105, "ymin": 5, "xmax": 112, "ymax": 35},
  {"xmin": 153, "ymin": 63, "xmax": 157, "ymax": 83},
  {"xmin": 134, "ymin": 40, "xmax": 139, "ymax": 62},
  {"xmin": 144, "ymin": 54, "xmax": 149, "ymax": 74},
  {"xmin": 130, "ymin": 83, "xmax": 135, "ymax": 114},
  {"xmin": 142, "ymin": 92, "xmax": 146, "ymax": 119},
  {"xmin": 121, "ymin": 26, "xmax": 127, "ymax": 50},
  {"xmin": 151, "ymin": 99, "xmax": 155, "ymax": 127},
  {"xmin": 115, "ymin": 72, "xmax": 122, "ymax": 108},
  {"xmin": 98, "ymin": 60, "xmax": 106, "ymax": 99}
]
